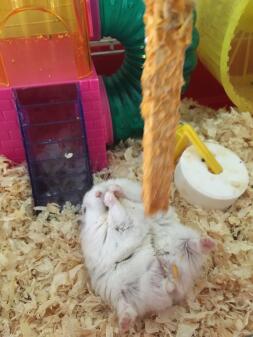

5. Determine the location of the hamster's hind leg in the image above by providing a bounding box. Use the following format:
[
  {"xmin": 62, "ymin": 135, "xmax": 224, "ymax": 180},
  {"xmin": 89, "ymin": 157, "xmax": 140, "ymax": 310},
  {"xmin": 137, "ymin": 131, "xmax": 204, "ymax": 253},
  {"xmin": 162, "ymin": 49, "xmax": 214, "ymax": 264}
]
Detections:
[{"xmin": 117, "ymin": 295, "xmax": 137, "ymax": 333}]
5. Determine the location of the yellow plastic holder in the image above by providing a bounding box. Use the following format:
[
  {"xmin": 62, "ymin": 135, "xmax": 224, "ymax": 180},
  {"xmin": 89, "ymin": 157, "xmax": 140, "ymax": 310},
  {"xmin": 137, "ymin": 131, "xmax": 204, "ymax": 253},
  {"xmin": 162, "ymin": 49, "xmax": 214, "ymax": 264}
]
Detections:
[
  {"xmin": 196, "ymin": 0, "xmax": 253, "ymax": 113},
  {"xmin": 175, "ymin": 124, "xmax": 223, "ymax": 175}
]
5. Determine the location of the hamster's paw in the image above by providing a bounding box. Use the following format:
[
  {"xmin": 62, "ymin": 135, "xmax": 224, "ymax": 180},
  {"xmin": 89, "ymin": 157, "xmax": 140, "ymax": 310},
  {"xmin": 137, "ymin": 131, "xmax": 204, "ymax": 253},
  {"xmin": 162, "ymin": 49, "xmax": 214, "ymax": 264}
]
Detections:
[
  {"xmin": 119, "ymin": 310, "xmax": 136, "ymax": 333},
  {"xmin": 108, "ymin": 184, "xmax": 125, "ymax": 199},
  {"xmin": 104, "ymin": 191, "xmax": 117, "ymax": 207},
  {"xmin": 200, "ymin": 237, "xmax": 215, "ymax": 253},
  {"xmin": 164, "ymin": 279, "xmax": 176, "ymax": 294},
  {"xmin": 95, "ymin": 190, "xmax": 103, "ymax": 198}
]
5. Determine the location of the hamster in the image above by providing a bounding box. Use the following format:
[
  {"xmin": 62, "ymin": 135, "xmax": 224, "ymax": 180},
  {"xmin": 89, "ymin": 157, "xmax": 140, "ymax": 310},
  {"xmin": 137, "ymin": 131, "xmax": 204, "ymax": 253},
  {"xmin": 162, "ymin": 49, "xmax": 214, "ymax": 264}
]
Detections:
[{"xmin": 80, "ymin": 179, "xmax": 215, "ymax": 332}]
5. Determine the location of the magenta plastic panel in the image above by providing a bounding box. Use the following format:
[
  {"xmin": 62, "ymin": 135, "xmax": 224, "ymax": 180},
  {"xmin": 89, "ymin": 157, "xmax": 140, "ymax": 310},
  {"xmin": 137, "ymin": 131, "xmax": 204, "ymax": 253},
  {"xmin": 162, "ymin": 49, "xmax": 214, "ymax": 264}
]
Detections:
[
  {"xmin": 0, "ymin": 88, "xmax": 25, "ymax": 163},
  {"xmin": 79, "ymin": 71, "xmax": 109, "ymax": 171},
  {"xmin": 86, "ymin": 0, "xmax": 101, "ymax": 41}
]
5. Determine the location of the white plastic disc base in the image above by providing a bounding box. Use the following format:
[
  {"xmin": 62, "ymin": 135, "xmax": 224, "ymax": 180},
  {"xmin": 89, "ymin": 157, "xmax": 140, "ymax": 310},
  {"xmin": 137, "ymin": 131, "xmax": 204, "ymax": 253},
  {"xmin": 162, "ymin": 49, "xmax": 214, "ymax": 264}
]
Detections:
[{"xmin": 174, "ymin": 142, "xmax": 249, "ymax": 210}]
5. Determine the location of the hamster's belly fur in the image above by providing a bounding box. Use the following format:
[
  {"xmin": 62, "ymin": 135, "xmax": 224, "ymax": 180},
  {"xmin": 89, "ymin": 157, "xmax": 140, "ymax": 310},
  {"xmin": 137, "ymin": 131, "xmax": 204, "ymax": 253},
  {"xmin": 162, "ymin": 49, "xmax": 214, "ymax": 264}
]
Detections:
[
  {"xmin": 81, "ymin": 224, "xmax": 173, "ymax": 317},
  {"xmin": 88, "ymin": 242, "xmax": 172, "ymax": 315}
]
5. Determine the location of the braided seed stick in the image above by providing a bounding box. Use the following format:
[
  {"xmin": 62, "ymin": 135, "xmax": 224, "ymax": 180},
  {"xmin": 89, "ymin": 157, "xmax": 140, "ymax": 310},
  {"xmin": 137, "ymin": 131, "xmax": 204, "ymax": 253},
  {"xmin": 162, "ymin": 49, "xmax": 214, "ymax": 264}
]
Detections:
[{"xmin": 141, "ymin": 0, "xmax": 193, "ymax": 215}]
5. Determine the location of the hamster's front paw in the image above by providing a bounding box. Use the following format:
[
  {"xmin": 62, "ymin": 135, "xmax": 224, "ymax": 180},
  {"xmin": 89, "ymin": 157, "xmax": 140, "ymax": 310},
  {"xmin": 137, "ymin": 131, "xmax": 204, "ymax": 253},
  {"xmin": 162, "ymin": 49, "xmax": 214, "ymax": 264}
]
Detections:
[
  {"xmin": 104, "ymin": 191, "xmax": 117, "ymax": 207},
  {"xmin": 108, "ymin": 184, "xmax": 125, "ymax": 199},
  {"xmin": 95, "ymin": 191, "xmax": 103, "ymax": 198}
]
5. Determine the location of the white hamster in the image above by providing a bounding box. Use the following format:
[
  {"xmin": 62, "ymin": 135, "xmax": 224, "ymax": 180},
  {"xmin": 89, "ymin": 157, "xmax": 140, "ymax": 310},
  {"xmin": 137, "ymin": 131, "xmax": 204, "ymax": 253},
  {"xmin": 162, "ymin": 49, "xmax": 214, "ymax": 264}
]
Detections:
[{"xmin": 80, "ymin": 179, "xmax": 214, "ymax": 332}]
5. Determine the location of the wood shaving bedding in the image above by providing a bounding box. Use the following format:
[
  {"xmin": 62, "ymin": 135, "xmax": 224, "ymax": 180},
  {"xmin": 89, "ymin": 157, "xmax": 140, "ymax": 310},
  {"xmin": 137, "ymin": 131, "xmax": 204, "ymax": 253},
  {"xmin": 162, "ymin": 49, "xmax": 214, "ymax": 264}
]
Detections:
[{"xmin": 0, "ymin": 100, "xmax": 253, "ymax": 337}]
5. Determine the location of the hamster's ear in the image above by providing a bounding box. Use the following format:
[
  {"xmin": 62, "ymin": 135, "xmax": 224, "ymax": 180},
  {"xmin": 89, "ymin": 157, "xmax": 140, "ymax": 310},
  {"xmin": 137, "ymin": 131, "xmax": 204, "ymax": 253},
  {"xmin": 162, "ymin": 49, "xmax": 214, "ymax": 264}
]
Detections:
[{"xmin": 200, "ymin": 237, "xmax": 215, "ymax": 254}]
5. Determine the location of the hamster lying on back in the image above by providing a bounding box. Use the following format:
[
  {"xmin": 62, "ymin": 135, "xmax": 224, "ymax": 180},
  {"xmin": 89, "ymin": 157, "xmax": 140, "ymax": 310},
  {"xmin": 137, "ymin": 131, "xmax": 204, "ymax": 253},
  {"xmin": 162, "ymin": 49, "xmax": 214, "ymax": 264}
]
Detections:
[{"xmin": 80, "ymin": 179, "xmax": 214, "ymax": 332}]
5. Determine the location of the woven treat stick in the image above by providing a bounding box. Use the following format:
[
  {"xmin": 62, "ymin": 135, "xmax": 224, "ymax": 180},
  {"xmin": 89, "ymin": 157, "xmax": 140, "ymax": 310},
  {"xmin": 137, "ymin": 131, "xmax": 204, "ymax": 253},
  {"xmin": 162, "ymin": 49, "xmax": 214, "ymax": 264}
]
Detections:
[{"xmin": 141, "ymin": 0, "xmax": 193, "ymax": 215}]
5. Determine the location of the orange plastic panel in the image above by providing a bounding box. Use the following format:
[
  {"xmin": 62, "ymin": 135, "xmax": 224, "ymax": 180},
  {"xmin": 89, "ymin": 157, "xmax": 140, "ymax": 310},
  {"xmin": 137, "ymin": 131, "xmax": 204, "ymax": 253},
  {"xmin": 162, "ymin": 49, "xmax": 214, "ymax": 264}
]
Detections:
[{"xmin": 0, "ymin": 0, "xmax": 91, "ymax": 87}]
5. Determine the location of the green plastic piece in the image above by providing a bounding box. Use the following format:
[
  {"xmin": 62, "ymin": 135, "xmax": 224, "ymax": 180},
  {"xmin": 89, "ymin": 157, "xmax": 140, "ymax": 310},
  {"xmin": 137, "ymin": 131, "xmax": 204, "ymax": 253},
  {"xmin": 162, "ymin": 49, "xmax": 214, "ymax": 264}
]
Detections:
[{"xmin": 99, "ymin": 0, "xmax": 199, "ymax": 141}]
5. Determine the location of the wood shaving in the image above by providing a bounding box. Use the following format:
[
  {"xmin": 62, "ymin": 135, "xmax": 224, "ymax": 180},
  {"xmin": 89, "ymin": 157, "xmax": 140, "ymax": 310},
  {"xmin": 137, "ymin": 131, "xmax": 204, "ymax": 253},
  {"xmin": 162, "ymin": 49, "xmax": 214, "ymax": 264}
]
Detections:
[
  {"xmin": 0, "ymin": 100, "xmax": 253, "ymax": 337},
  {"xmin": 172, "ymin": 264, "xmax": 180, "ymax": 281}
]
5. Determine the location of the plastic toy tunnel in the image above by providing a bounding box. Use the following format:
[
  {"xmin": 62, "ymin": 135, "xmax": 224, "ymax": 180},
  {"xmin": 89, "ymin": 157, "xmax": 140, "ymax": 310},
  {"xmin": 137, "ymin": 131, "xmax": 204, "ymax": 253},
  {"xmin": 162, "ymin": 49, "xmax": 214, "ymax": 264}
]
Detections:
[
  {"xmin": 196, "ymin": 0, "xmax": 253, "ymax": 113},
  {"xmin": 99, "ymin": 0, "xmax": 199, "ymax": 141}
]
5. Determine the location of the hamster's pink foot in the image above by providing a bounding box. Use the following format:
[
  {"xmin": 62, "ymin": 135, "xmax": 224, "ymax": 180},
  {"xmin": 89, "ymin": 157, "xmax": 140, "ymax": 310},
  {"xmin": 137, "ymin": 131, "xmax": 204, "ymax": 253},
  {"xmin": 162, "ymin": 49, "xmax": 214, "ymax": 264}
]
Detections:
[
  {"xmin": 200, "ymin": 238, "xmax": 215, "ymax": 253},
  {"xmin": 164, "ymin": 279, "xmax": 176, "ymax": 294},
  {"xmin": 108, "ymin": 184, "xmax": 125, "ymax": 198},
  {"xmin": 119, "ymin": 312, "xmax": 135, "ymax": 333},
  {"xmin": 104, "ymin": 191, "xmax": 117, "ymax": 207}
]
